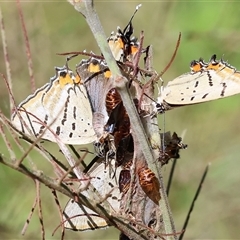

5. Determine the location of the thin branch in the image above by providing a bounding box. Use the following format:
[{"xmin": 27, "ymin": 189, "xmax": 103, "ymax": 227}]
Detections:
[
  {"xmin": 166, "ymin": 159, "xmax": 177, "ymax": 196},
  {"xmin": 16, "ymin": 0, "xmax": 35, "ymax": 92},
  {"xmin": 36, "ymin": 181, "xmax": 45, "ymax": 240},
  {"xmin": 51, "ymin": 190, "xmax": 65, "ymax": 239},
  {"xmin": 0, "ymin": 7, "xmax": 13, "ymax": 112},
  {"xmin": 21, "ymin": 192, "xmax": 38, "ymax": 235},
  {"xmin": 179, "ymin": 163, "xmax": 210, "ymax": 240}
]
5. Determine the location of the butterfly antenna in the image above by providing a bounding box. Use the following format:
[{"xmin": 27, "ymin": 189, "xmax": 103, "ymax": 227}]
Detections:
[
  {"xmin": 162, "ymin": 111, "xmax": 166, "ymax": 153},
  {"xmin": 65, "ymin": 54, "xmax": 79, "ymax": 69},
  {"xmin": 122, "ymin": 4, "xmax": 142, "ymax": 36},
  {"xmin": 130, "ymin": 4, "xmax": 142, "ymax": 24},
  {"xmin": 142, "ymin": 92, "xmax": 156, "ymax": 103},
  {"xmin": 58, "ymin": 51, "xmax": 104, "ymax": 59},
  {"xmin": 179, "ymin": 163, "xmax": 210, "ymax": 240}
]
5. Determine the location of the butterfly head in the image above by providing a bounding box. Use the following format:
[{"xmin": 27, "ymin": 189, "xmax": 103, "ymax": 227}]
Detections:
[{"xmin": 107, "ymin": 5, "xmax": 141, "ymax": 62}]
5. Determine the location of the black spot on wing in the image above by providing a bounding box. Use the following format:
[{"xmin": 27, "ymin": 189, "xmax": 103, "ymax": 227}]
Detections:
[
  {"xmin": 38, "ymin": 114, "xmax": 48, "ymax": 135},
  {"xmin": 194, "ymin": 81, "xmax": 199, "ymax": 88},
  {"xmin": 112, "ymin": 195, "xmax": 118, "ymax": 200},
  {"xmin": 221, "ymin": 82, "xmax": 227, "ymax": 97},
  {"xmin": 61, "ymin": 95, "xmax": 71, "ymax": 125},
  {"xmin": 73, "ymin": 106, "xmax": 77, "ymax": 120},
  {"xmin": 207, "ymin": 71, "xmax": 213, "ymax": 86},
  {"xmin": 202, "ymin": 93, "xmax": 209, "ymax": 99},
  {"xmin": 109, "ymin": 182, "xmax": 114, "ymax": 188},
  {"xmin": 62, "ymin": 109, "xmax": 67, "ymax": 125},
  {"xmin": 56, "ymin": 126, "xmax": 60, "ymax": 135}
]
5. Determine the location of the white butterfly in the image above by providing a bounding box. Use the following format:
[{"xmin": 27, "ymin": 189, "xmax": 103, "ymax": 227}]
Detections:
[
  {"xmin": 154, "ymin": 54, "xmax": 240, "ymax": 113},
  {"xmin": 11, "ymin": 66, "xmax": 96, "ymax": 145},
  {"xmin": 63, "ymin": 159, "xmax": 121, "ymax": 231},
  {"xmin": 107, "ymin": 4, "xmax": 141, "ymax": 62}
]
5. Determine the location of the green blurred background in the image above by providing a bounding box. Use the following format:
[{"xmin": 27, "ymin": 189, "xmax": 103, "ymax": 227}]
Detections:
[{"xmin": 1, "ymin": 1, "xmax": 240, "ymax": 239}]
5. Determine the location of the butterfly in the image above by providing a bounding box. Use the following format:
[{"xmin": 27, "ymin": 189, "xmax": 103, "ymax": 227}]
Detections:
[
  {"xmin": 63, "ymin": 158, "xmax": 121, "ymax": 231},
  {"xmin": 107, "ymin": 4, "xmax": 141, "ymax": 62},
  {"xmin": 154, "ymin": 54, "xmax": 240, "ymax": 113},
  {"xmin": 11, "ymin": 66, "xmax": 96, "ymax": 145}
]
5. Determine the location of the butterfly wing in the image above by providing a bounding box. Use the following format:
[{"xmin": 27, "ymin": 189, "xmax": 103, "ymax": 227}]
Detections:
[
  {"xmin": 11, "ymin": 66, "xmax": 96, "ymax": 145},
  {"xmin": 63, "ymin": 200, "xmax": 109, "ymax": 231},
  {"xmin": 158, "ymin": 55, "xmax": 240, "ymax": 110},
  {"xmin": 76, "ymin": 57, "xmax": 113, "ymax": 138},
  {"xmin": 63, "ymin": 160, "xmax": 121, "ymax": 231}
]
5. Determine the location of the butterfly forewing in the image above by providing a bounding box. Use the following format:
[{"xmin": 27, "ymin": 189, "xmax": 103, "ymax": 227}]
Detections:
[{"xmin": 11, "ymin": 66, "xmax": 96, "ymax": 145}]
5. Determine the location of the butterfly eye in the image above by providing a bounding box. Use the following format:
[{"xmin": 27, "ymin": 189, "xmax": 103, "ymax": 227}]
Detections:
[{"xmin": 59, "ymin": 70, "xmax": 67, "ymax": 78}]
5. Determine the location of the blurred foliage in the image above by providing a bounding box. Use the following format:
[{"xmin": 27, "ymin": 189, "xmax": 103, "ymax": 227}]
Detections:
[{"xmin": 1, "ymin": 1, "xmax": 240, "ymax": 239}]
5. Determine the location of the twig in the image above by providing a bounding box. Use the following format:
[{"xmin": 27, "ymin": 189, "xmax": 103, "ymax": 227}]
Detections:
[
  {"xmin": 0, "ymin": 7, "xmax": 13, "ymax": 112},
  {"xmin": 51, "ymin": 190, "xmax": 65, "ymax": 239},
  {"xmin": 179, "ymin": 163, "xmax": 210, "ymax": 240},
  {"xmin": 16, "ymin": 0, "xmax": 35, "ymax": 93},
  {"xmin": 21, "ymin": 192, "xmax": 38, "ymax": 235},
  {"xmin": 166, "ymin": 159, "xmax": 177, "ymax": 196},
  {"xmin": 36, "ymin": 180, "xmax": 45, "ymax": 240}
]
